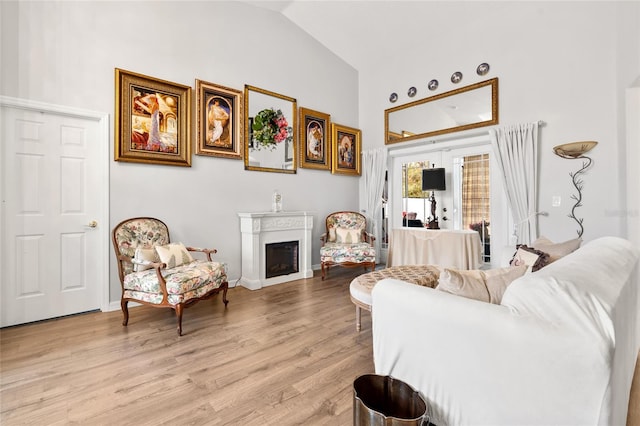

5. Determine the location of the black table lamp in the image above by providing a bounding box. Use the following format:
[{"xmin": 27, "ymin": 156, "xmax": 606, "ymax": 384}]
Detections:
[{"xmin": 422, "ymin": 168, "xmax": 446, "ymax": 229}]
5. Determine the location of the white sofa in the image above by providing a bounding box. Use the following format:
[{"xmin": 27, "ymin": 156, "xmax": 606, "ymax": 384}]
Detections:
[{"xmin": 371, "ymin": 236, "xmax": 639, "ymax": 425}]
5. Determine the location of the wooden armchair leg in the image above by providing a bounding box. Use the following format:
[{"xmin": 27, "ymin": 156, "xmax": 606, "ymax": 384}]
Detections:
[
  {"xmin": 175, "ymin": 304, "xmax": 184, "ymax": 336},
  {"xmin": 222, "ymin": 284, "xmax": 229, "ymax": 306},
  {"xmin": 321, "ymin": 263, "xmax": 326, "ymax": 280},
  {"xmin": 121, "ymin": 299, "xmax": 129, "ymax": 326}
]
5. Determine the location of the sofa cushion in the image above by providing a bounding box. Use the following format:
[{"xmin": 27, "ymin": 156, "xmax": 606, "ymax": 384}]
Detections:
[
  {"xmin": 532, "ymin": 236, "xmax": 582, "ymax": 262},
  {"xmin": 510, "ymin": 245, "xmax": 550, "ymax": 272},
  {"xmin": 436, "ymin": 265, "xmax": 527, "ymax": 304},
  {"xmin": 484, "ymin": 264, "xmax": 528, "ymax": 303},
  {"xmin": 436, "ymin": 268, "xmax": 489, "ymax": 302}
]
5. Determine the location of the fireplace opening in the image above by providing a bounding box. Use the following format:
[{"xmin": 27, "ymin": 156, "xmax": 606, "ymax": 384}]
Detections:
[{"xmin": 265, "ymin": 240, "xmax": 299, "ymax": 279}]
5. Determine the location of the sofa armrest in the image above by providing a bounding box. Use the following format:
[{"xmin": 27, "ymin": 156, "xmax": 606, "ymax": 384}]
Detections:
[{"xmin": 371, "ymin": 278, "xmax": 612, "ymax": 426}]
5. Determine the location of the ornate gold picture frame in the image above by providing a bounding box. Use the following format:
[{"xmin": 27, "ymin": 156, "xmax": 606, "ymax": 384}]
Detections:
[
  {"xmin": 115, "ymin": 68, "xmax": 191, "ymax": 166},
  {"xmin": 298, "ymin": 107, "xmax": 331, "ymax": 170},
  {"xmin": 331, "ymin": 123, "xmax": 361, "ymax": 176},
  {"xmin": 195, "ymin": 79, "xmax": 243, "ymax": 159}
]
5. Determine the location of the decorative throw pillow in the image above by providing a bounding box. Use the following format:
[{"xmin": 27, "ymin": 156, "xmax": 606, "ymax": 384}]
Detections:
[
  {"xmin": 436, "ymin": 269, "xmax": 490, "ymax": 303},
  {"xmin": 328, "ymin": 226, "xmax": 337, "ymax": 243},
  {"xmin": 484, "ymin": 264, "xmax": 527, "ymax": 303},
  {"xmin": 336, "ymin": 227, "xmax": 361, "ymax": 244},
  {"xmin": 436, "ymin": 265, "xmax": 527, "ymax": 304},
  {"xmin": 133, "ymin": 247, "xmax": 160, "ymax": 272},
  {"xmin": 532, "ymin": 236, "xmax": 582, "ymax": 263},
  {"xmin": 155, "ymin": 242, "xmax": 194, "ymax": 269},
  {"xmin": 509, "ymin": 245, "xmax": 550, "ymax": 272}
]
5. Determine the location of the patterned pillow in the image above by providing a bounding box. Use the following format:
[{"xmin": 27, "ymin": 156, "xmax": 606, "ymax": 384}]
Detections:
[
  {"xmin": 133, "ymin": 247, "xmax": 160, "ymax": 272},
  {"xmin": 155, "ymin": 242, "xmax": 194, "ymax": 269},
  {"xmin": 509, "ymin": 245, "xmax": 550, "ymax": 272},
  {"xmin": 336, "ymin": 227, "xmax": 361, "ymax": 244}
]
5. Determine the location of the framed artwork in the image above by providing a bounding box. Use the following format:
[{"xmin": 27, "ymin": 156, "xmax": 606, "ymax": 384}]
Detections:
[
  {"xmin": 195, "ymin": 79, "xmax": 243, "ymax": 159},
  {"xmin": 298, "ymin": 107, "xmax": 331, "ymax": 170},
  {"xmin": 331, "ymin": 123, "xmax": 361, "ymax": 176},
  {"xmin": 115, "ymin": 68, "xmax": 191, "ymax": 166}
]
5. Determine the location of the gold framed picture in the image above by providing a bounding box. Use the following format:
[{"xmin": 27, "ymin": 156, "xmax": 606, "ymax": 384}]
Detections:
[
  {"xmin": 115, "ymin": 68, "xmax": 191, "ymax": 166},
  {"xmin": 195, "ymin": 79, "xmax": 243, "ymax": 159},
  {"xmin": 298, "ymin": 107, "xmax": 331, "ymax": 170},
  {"xmin": 331, "ymin": 123, "xmax": 361, "ymax": 176}
]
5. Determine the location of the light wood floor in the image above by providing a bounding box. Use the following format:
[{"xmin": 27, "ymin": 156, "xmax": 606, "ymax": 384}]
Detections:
[{"xmin": 1, "ymin": 268, "xmax": 639, "ymax": 425}]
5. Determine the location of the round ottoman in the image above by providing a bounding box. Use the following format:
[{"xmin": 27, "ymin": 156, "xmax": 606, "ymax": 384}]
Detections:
[{"xmin": 349, "ymin": 265, "xmax": 441, "ymax": 331}]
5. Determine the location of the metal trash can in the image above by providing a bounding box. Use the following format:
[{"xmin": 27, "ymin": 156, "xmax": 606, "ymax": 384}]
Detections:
[{"xmin": 353, "ymin": 374, "xmax": 430, "ymax": 426}]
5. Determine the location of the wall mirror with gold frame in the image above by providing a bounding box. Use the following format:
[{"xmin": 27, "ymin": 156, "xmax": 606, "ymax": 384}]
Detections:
[
  {"xmin": 244, "ymin": 85, "xmax": 297, "ymax": 173},
  {"xmin": 385, "ymin": 78, "xmax": 498, "ymax": 144}
]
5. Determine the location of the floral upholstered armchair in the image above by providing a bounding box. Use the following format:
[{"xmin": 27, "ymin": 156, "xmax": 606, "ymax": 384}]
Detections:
[
  {"xmin": 320, "ymin": 211, "xmax": 376, "ymax": 280},
  {"xmin": 112, "ymin": 217, "xmax": 229, "ymax": 336}
]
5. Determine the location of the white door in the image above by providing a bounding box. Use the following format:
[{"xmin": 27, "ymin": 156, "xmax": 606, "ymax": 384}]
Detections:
[{"xmin": 1, "ymin": 98, "xmax": 109, "ymax": 327}]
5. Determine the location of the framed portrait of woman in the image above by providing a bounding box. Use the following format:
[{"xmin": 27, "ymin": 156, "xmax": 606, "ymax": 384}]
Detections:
[
  {"xmin": 195, "ymin": 79, "xmax": 243, "ymax": 159},
  {"xmin": 115, "ymin": 68, "xmax": 191, "ymax": 166},
  {"xmin": 298, "ymin": 107, "xmax": 331, "ymax": 170},
  {"xmin": 331, "ymin": 123, "xmax": 361, "ymax": 176}
]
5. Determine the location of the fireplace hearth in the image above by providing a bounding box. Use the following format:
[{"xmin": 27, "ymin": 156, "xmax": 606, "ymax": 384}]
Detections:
[{"xmin": 238, "ymin": 211, "xmax": 313, "ymax": 290}]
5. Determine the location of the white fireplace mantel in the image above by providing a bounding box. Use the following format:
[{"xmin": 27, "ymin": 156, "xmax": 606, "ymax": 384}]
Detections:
[{"xmin": 238, "ymin": 211, "xmax": 314, "ymax": 290}]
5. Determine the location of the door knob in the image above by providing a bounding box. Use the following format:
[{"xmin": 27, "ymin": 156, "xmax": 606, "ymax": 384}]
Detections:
[{"xmin": 86, "ymin": 220, "xmax": 98, "ymax": 228}]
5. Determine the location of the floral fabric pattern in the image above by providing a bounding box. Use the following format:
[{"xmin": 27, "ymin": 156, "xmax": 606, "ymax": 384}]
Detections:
[
  {"xmin": 325, "ymin": 212, "xmax": 369, "ymax": 243},
  {"xmin": 123, "ymin": 259, "xmax": 227, "ymax": 304},
  {"xmin": 114, "ymin": 218, "xmax": 170, "ymax": 276},
  {"xmin": 320, "ymin": 242, "xmax": 375, "ymax": 264}
]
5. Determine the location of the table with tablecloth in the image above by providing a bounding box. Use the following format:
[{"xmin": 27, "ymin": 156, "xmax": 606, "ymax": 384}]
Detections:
[{"xmin": 387, "ymin": 228, "xmax": 482, "ymax": 270}]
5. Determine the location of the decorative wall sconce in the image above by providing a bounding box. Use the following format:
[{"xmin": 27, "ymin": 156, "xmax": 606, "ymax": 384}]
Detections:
[{"xmin": 552, "ymin": 141, "xmax": 598, "ymax": 237}]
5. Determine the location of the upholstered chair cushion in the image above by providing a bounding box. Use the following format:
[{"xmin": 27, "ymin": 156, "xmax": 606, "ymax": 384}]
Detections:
[
  {"xmin": 320, "ymin": 242, "xmax": 375, "ymax": 264},
  {"xmin": 123, "ymin": 259, "xmax": 227, "ymax": 305}
]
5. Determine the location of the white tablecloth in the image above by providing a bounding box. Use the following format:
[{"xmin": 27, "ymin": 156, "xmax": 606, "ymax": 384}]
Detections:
[{"xmin": 387, "ymin": 228, "xmax": 482, "ymax": 270}]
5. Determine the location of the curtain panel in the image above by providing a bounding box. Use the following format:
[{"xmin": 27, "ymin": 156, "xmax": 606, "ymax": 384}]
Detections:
[
  {"xmin": 360, "ymin": 148, "xmax": 387, "ymax": 263},
  {"xmin": 490, "ymin": 122, "xmax": 539, "ymax": 245}
]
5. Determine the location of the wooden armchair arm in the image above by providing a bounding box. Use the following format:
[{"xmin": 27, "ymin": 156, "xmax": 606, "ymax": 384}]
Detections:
[
  {"xmin": 121, "ymin": 255, "xmax": 169, "ymax": 304},
  {"xmin": 320, "ymin": 233, "xmax": 327, "ymax": 247},
  {"xmin": 364, "ymin": 232, "xmax": 376, "ymax": 244},
  {"xmin": 185, "ymin": 246, "xmax": 217, "ymax": 261}
]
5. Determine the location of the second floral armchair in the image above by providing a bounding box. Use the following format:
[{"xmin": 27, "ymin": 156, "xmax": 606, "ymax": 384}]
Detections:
[{"xmin": 320, "ymin": 211, "xmax": 376, "ymax": 280}]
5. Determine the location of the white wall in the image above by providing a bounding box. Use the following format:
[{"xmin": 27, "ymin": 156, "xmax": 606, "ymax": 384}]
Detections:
[
  {"xmin": 357, "ymin": 2, "xmax": 640, "ymax": 243},
  {"xmin": 0, "ymin": 1, "xmax": 360, "ymax": 302}
]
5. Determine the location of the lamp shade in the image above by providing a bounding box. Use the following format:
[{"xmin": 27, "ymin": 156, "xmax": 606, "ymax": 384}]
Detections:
[{"xmin": 422, "ymin": 168, "xmax": 446, "ymax": 191}]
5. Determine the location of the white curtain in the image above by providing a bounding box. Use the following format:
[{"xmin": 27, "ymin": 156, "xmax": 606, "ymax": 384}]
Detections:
[
  {"xmin": 361, "ymin": 148, "xmax": 387, "ymax": 263},
  {"xmin": 490, "ymin": 122, "xmax": 539, "ymax": 245}
]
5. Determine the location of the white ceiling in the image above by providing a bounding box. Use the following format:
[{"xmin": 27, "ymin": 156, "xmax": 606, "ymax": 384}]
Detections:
[
  {"xmin": 243, "ymin": 1, "xmax": 505, "ymax": 73},
  {"xmin": 245, "ymin": 0, "xmax": 448, "ymax": 71}
]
